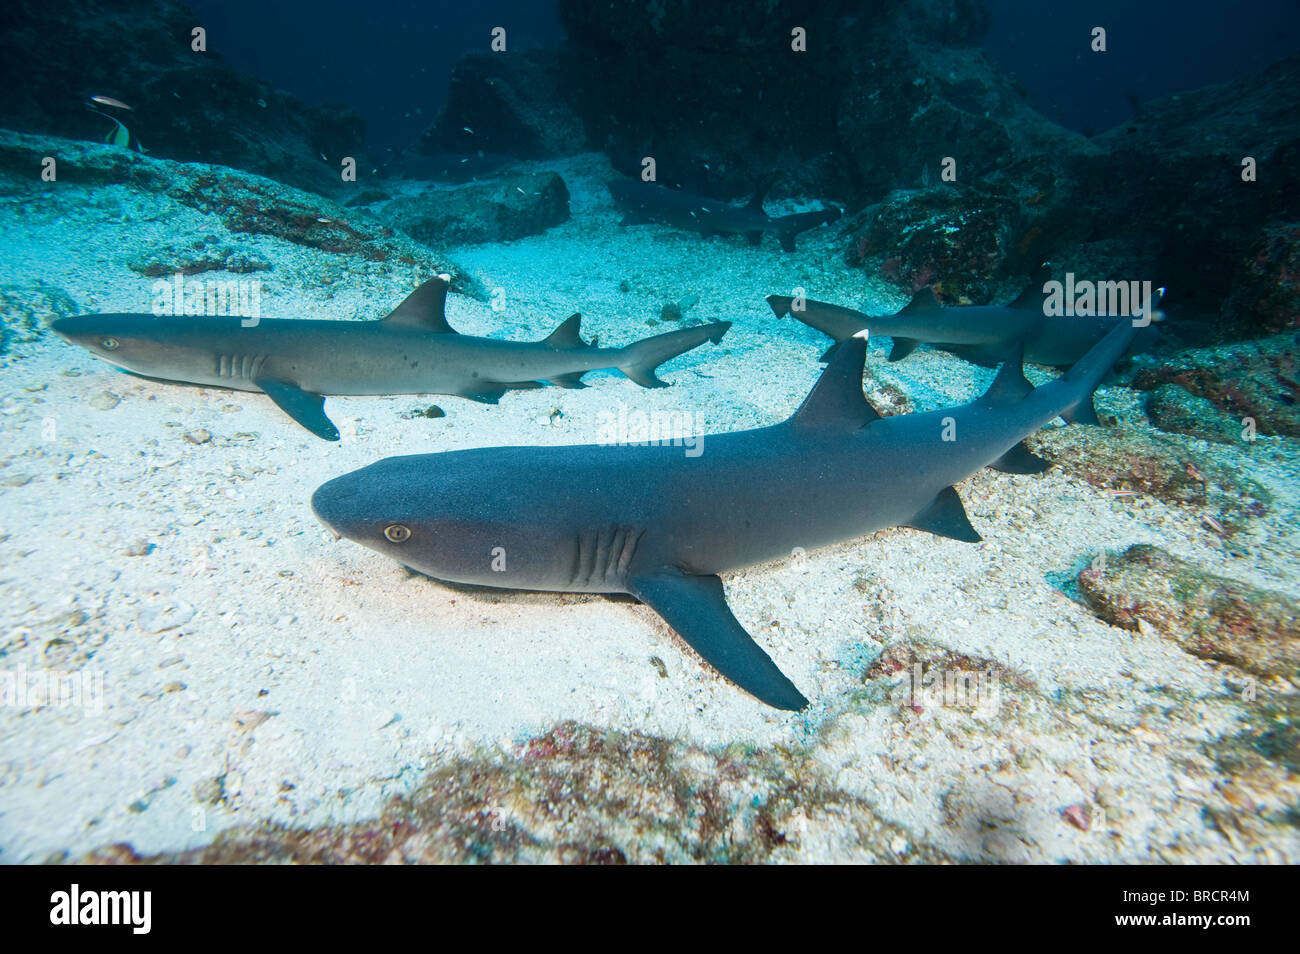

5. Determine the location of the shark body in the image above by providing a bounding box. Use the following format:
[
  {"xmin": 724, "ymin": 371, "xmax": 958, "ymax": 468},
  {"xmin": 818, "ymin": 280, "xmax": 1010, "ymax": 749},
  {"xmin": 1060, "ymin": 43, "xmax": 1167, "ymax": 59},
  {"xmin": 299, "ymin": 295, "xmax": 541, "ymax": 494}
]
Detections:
[
  {"xmin": 608, "ymin": 178, "xmax": 841, "ymax": 252},
  {"xmin": 311, "ymin": 315, "xmax": 1140, "ymax": 710},
  {"xmin": 768, "ymin": 276, "xmax": 1162, "ymax": 371},
  {"xmin": 51, "ymin": 278, "xmax": 730, "ymax": 441}
]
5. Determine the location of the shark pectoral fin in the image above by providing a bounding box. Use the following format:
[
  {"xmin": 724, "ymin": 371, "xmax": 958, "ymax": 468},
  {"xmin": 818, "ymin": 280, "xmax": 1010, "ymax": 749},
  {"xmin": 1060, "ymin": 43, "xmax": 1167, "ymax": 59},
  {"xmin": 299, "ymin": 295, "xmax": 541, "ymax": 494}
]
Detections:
[
  {"xmin": 746, "ymin": 231, "xmax": 764, "ymax": 246},
  {"xmin": 778, "ymin": 231, "xmax": 797, "ymax": 253},
  {"xmin": 989, "ymin": 441, "xmax": 1052, "ymax": 475},
  {"xmin": 629, "ymin": 569, "xmax": 809, "ymax": 711},
  {"xmin": 888, "ymin": 337, "xmax": 920, "ymax": 361},
  {"xmin": 254, "ymin": 378, "xmax": 339, "ymax": 441},
  {"xmin": 905, "ymin": 486, "xmax": 982, "ymax": 543}
]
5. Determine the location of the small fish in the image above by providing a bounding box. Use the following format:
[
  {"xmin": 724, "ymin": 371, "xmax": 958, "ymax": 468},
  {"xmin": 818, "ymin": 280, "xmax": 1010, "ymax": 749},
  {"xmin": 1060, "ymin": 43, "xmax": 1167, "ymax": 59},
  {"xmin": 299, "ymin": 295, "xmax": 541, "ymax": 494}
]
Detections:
[
  {"xmin": 1203, "ymin": 514, "xmax": 1226, "ymax": 535},
  {"xmin": 256, "ymin": 98, "xmax": 267, "ymax": 108},
  {"xmin": 462, "ymin": 126, "xmax": 474, "ymax": 134},
  {"xmin": 89, "ymin": 94, "xmax": 133, "ymax": 111},
  {"xmin": 88, "ymin": 108, "xmax": 144, "ymax": 153},
  {"xmin": 1106, "ymin": 489, "xmax": 1137, "ymax": 497}
]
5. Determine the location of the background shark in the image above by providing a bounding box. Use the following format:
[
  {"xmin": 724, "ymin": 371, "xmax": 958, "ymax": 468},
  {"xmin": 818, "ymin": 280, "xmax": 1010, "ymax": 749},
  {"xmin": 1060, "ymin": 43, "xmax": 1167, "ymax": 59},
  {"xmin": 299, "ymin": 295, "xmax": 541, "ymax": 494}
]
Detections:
[
  {"xmin": 51, "ymin": 277, "xmax": 730, "ymax": 441},
  {"xmin": 311, "ymin": 316, "xmax": 1140, "ymax": 710},
  {"xmin": 608, "ymin": 177, "xmax": 842, "ymax": 251},
  {"xmin": 767, "ymin": 272, "xmax": 1163, "ymax": 370}
]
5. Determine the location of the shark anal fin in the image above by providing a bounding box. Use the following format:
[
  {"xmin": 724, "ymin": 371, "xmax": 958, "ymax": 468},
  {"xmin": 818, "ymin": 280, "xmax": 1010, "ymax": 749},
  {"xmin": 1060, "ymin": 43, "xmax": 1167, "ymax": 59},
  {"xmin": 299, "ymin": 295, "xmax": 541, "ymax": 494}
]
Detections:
[
  {"xmin": 382, "ymin": 277, "xmax": 456, "ymax": 333},
  {"xmin": 888, "ymin": 337, "xmax": 920, "ymax": 361},
  {"xmin": 548, "ymin": 371, "xmax": 588, "ymax": 389},
  {"xmin": 1061, "ymin": 397, "xmax": 1101, "ymax": 426},
  {"xmin": 989, "ymin": 441, "xmax": 1052, "ymax": 475},
  {"xmin": 906, "ymin": 486, "xmax": 982, "ymax": 543},
  {"xmin": 543, "ymin": 313, "xmax": 586, "ymax": 349},
  {"xmin": 628, "ymin": 568, "xmax": 809, "ymax": 711},
  {"xmin": 255, "ymin": 378, "xmax": 339, "ymax": 441},
  {"xmin": 778, "ymin": 231, "xmax": 797, "ymax": 253},
  {"xmin": 790, "ymin": 334, "xmax": 880, "ymax": 430},
  {"xmin": 746, "ymin": 231, "xmax": 763, "ymax": 246}
]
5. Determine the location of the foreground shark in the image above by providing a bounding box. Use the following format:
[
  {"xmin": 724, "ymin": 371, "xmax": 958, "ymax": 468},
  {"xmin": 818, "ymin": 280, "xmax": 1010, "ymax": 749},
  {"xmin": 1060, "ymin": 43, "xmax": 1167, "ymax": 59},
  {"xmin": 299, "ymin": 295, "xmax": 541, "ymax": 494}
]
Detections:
[
  {"xmin": 310, "ymin": 314, "xmax": 1140, "ymax": 710},
  {"xmin": 608, "ymin": 178, "xmax": 842, "ymax": 252},
  {"xmin": 767, "ymin": 274, "xmax": 1163, "ymax": 373},
  {"xmin": 51, "ymin": 277, "xmax": 730, "ymax": 441}
]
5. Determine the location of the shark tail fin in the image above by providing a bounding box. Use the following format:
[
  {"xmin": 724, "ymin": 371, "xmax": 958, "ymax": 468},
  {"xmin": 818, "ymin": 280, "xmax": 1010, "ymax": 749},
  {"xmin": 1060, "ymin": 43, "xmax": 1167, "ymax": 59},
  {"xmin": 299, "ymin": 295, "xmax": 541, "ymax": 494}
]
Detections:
[
  {"xmin": 382, "ymin": 276, "xmax": 455, "ymax": 333},
  {"xmin": 765, "ymin": 294, "xmax": 793, "ymax": 318},
  {"xmin": 616, "ymin": 322, "xmax": 730, "ymax": 388},
  {"xmin": 773, "ymin": 206, "xmax": 843, "ymax": 253},
  {"xmin": 1058, "ymin": 316, "xmax": 1143, "ymax": 425}
]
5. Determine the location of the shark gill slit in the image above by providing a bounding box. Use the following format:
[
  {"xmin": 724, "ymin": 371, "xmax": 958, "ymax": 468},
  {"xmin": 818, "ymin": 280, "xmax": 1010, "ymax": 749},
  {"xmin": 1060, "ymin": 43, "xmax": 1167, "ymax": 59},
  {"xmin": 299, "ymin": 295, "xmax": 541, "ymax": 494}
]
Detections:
[
  {"xmin": 216, "ymin": 354, "xmax": 269, "ymax": 380},
  {"xmin": 570, "ymin": 525, "xmax": 643, "ymax": 587}
]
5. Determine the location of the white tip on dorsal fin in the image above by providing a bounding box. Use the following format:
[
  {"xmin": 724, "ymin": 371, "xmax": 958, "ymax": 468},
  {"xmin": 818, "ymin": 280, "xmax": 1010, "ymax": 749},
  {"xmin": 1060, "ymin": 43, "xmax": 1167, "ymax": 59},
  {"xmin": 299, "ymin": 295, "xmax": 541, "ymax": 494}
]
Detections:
[{"xmin": 382, "ymin": 276, "xmax": 455, "ymax": 333}]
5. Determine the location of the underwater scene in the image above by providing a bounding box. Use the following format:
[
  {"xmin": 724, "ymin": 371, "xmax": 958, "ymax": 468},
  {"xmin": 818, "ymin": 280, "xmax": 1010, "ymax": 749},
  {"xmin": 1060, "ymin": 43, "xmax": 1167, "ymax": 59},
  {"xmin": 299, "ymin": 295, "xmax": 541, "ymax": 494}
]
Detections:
[{"xmin": 0, "ymin": 0, "xmax": 1298, "ymax": 867}]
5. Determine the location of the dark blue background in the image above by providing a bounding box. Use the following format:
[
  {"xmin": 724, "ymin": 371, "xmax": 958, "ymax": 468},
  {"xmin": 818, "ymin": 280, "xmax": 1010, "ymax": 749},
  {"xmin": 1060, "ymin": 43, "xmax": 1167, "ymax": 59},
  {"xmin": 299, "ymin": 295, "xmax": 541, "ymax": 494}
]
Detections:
[{"xmin": 187, "ymin": 0, "xmax": 1300, "ymax": 149}]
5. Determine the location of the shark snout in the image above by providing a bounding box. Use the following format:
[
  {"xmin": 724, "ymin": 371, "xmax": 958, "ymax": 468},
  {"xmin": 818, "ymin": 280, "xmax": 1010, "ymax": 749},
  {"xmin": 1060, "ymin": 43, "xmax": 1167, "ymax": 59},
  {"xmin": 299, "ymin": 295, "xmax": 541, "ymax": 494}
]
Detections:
[{"xmin": 310, "ymin": 474, "xmax": 362, "ymax": 540}]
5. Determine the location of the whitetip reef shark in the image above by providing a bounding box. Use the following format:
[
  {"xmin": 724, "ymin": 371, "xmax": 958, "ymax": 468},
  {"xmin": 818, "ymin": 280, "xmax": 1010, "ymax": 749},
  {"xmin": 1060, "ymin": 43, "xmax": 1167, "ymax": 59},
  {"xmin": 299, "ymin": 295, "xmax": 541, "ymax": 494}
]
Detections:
[
  {"xmin": 51, "ymin": 277, "xmax": 730, "ymax": 441},
  {"xmin": 767, "ymin": 270, "xmax": 1163, "ymax": 375},
  {"xmin": 608, "ymin": 178, "xmax": 842, "ymax": 251},
  {"xmin": 310, "ymin": 314, "xmax": 1140, "ymax": 710}
]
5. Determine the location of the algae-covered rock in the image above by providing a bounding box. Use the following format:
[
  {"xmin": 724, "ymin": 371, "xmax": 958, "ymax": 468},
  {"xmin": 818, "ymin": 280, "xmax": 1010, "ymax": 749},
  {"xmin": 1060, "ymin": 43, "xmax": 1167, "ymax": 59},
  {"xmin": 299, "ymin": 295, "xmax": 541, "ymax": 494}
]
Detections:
[
  {"xmin": 1078, "ymin": 544, "xmax": 1300, "ymax": 678},
  {"xmin": 1146, "ymin": 383, "xmax": 1248, "ymax": 445},
  {"xmin": 1129, "ymin": 332, "xmax": 1300, "ymax": 439},
  {"xmin": 1026, "ymin": 423, "xmax": 1270, "ymax": 531},
  {"xmin": 82, "ymin": 721, "xmax": 952, "ymax": 865},
  {"xmin": 381, "ymin": 172, "xmax": 571, "ymax": 246}
]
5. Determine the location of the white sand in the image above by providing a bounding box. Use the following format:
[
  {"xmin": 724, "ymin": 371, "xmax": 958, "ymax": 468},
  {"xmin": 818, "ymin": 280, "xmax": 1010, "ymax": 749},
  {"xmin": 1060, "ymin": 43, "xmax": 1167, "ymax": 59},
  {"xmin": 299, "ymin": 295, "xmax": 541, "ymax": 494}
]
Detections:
[{"xmin": 0, "ymin": 152, "xmax": 1296, "ymax": 863}]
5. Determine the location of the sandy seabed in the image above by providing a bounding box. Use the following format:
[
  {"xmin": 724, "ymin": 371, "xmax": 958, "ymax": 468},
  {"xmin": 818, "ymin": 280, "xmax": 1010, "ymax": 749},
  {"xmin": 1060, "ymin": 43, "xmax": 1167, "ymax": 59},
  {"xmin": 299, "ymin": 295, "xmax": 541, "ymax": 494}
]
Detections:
[{"xmin": 1, "ymin": 152, "xmax": 1297, "ymax": 863}]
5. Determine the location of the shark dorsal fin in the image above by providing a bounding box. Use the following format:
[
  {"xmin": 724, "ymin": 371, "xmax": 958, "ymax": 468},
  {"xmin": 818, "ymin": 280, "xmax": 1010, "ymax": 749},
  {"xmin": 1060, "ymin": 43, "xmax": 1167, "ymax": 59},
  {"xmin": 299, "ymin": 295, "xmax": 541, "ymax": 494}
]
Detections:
[
  {"xmin": 1011, "ymin": 263, "xmax": 1052, "ymax": 308},
  {"xmin": 382, "ymin": 276, "xmax": 455, "ymax": 333},
  {"xmin": 746, "ymin": 178, "xmax": 773, "ymax": 212},
  {"xmin": 790, "ymin": 332, "xmax": 882, "ymax": 430},
  {"xmin": 900, "ymin": 287, "xmax": 942, "ymax": 316},
  {"xmin": 981, "ymin": 343, "xmax": 1034, "ymax": 407},
  {"xmin": 543, "ymin": 313, "xmax": 585, "ymax": 349}
]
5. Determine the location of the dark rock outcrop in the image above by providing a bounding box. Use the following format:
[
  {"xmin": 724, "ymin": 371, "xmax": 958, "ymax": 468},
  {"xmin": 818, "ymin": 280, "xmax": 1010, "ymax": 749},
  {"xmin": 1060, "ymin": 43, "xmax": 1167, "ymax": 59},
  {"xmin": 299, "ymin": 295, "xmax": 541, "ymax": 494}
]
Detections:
[
  {"xmin": 0, "ymin": 0, "xmax": 365, "ymax": 196},
  {"xmin": 423, "ymin": 50, "xmax": 587, "ymax": 160},
  {"xmin": 1083, "ymin": 54, "xmax": 1300, "ymax": 336}
]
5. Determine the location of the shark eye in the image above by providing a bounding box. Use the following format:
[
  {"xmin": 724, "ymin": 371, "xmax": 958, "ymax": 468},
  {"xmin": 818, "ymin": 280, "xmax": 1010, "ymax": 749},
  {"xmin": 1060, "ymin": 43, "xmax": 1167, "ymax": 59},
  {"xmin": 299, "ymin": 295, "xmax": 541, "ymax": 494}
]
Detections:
[
  {"xmin": 384, "ymin": 525, "xmax": 411, "ymax": 543},
  {"xmin": 101, "ymin": 337, "xmax": 120, "ymax": 350}
]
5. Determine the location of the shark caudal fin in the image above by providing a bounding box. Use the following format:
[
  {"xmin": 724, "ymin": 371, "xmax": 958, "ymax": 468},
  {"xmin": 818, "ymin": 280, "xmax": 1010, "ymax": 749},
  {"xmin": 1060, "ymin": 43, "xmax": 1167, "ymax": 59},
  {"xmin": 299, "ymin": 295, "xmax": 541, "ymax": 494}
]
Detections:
[
  {"xmin": 1059, "ymin": 314, "xmax": 1144, "ymax": 425},
  {"xmin": 381, "ymin": 275, "xmax": 456, "ymax": 333},
  {"xmin": 616, "ymin": 321, "xmax": 730, "ymax": 388},
  {"xmin": 773, "ymin": 206, "xmax": 843, "ymax": 253}
]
